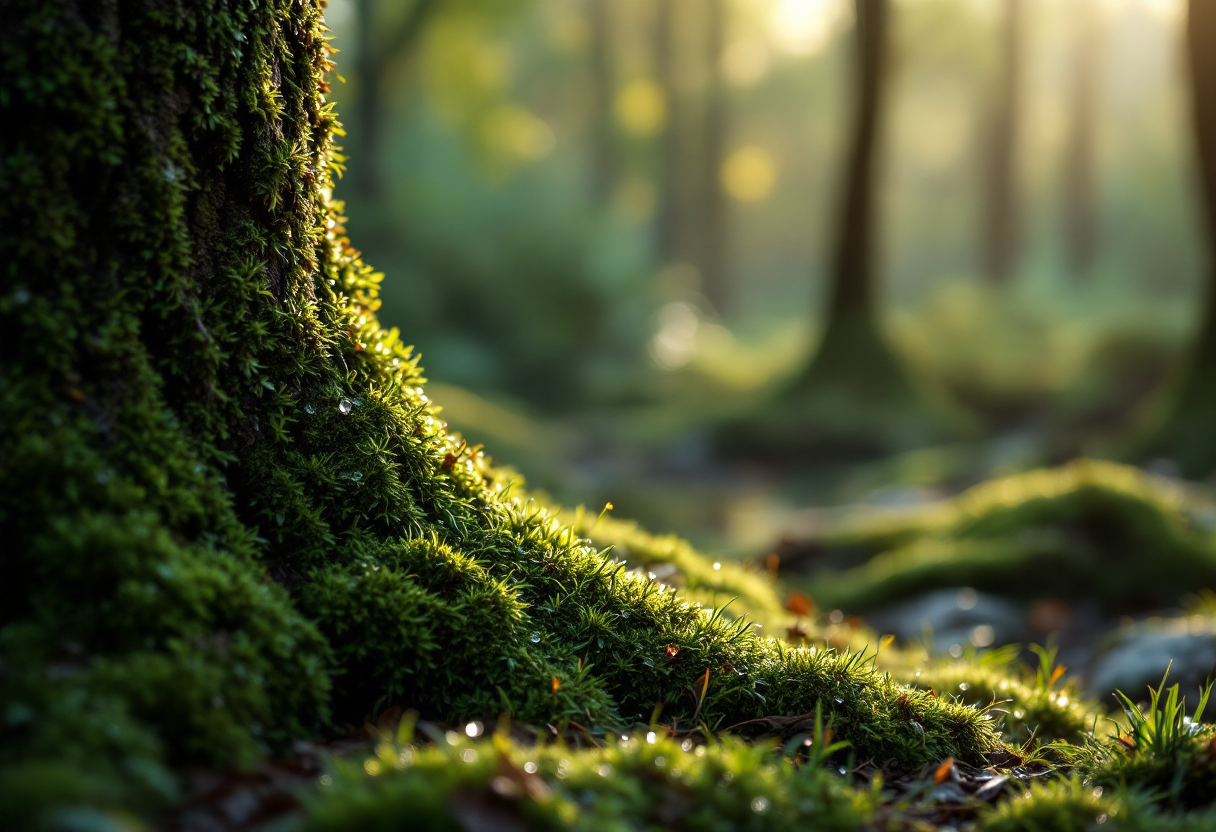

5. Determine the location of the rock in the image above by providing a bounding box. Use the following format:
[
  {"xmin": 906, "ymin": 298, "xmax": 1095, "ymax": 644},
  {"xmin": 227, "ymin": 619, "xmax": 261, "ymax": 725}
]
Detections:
[
  {"xmin": 1085, "ymin": 616, "xmax": 1216, "ymax": 698},
  {"xmin": 864, "ymin": 588, "xmax": 1025, "ymax": 655}
]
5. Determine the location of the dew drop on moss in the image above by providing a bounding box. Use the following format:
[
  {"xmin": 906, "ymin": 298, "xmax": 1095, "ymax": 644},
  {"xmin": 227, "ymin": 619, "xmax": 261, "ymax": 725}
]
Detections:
[
  {"xmin": 530, "ymin": 632, "xmax": 541, "ymax": 643},
  {"xmin": 304, "ymin": 404, "xmax": 315, "ymax": 415},
  {"xmin": 349, "ymin": 471, "xmax": 363, "ymax": 482},
  {"xmin": 338, "ymin": 397, "xmax": 353, "ymax": 415}
]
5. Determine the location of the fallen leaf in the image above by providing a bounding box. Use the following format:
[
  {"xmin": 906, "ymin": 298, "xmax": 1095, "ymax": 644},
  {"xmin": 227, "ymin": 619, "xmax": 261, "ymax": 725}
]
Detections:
[
  {"xmin": 784, "ymin": 591, "xmax": 814, "ymax": 617},
  {"xmin": 934, "ymin": 757, "xmax": 954, "ymax": 784}
]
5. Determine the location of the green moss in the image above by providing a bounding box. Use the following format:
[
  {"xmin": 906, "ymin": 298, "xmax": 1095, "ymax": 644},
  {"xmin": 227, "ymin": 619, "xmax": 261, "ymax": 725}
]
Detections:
[
  {"xmin": 805, "ymin": 460, "xmax": 1216, "ymax": 611},
  {"xmin": 0, "ymin": 4, "xmax": 1007, "ymax": 826},
  {"xmin": 305, "ymin": 726, "xmax": 877, "ymax": 832}
]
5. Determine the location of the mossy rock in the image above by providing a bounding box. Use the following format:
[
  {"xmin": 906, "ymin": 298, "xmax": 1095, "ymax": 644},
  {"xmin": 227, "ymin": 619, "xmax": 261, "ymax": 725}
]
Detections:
[
  {"xmin": 803, "ymin": 460, "xmax": 1216, "ymax": 612},
  {"xmin": 0, "ymin": 1, "xmax": 1005, "ymax": 827}
]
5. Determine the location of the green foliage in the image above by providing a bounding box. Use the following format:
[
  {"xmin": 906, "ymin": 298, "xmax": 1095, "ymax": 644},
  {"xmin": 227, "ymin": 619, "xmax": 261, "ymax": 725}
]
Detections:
[
  {"xmin": 305, "ymin": 723, "xmax": 877, "ymax": 832},
  {"xmin": 1075, "ymin": 673, "xmax": 1216, "ymax": 812},
  {"xmin": 806, "ymin": 460, "xmax": 1216, "ymax": 611}
]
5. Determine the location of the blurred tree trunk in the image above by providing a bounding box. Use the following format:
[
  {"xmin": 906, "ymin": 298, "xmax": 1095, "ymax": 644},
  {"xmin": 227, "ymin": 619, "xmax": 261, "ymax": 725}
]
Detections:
[
  {"xmin": 353, "ymin": 0, "xmax": 439, "ymax": 197},
  {"xmin": 982, "ymin": 0, "xmax": 1023, "ymax": 284},
  {"xmin": 1148, "ymin": 0, "xmax": 1216, "ymax": 474},
  {"xmin": 698, "ymin": 0, "xmax": 730, "ymax": 317},
  {"xmin": 750, "ymin": 0, "xmax": 957, "ymax": 460},
  {"xmin": 823, "ymin": 0, "xmax": 886, "ymax": 332},
  {"xmin": 588, "ymin": 0, "xmax": 617, "ymax": 204},
  {"xmin": 1064, "ymin": 0, "xmax": 1099, "ymax": 277},
  {"xmin": 654, "ymin": 0, "xmax": 681, "ymax": 265}
]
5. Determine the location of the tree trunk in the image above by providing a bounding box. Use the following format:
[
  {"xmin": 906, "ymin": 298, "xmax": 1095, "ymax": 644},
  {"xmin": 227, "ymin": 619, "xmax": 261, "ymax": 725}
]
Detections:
[
  {"xmin": 699, "ymin": 0, "xmax": 730, "ymax": 316},
  {"xmin": 761, "ymin": 0, "xmax": 956, "ymax": 458},
  {"xmin": 982, "ymin": 0, "xmax": 1023, "ymax": 284},
  {"xmin": 1, "ymin": 3, "xmax": 990, "ymax": 821},
  {"xmin": 355, "ymin": 0, "xmax": 384, "ymax": 196},
  {"xmin": 1064, "ymin": 0, "xmax": 1099, "ymax": 277},
  {"xmin": 1149, "ymin": 0, "xmax": 1216, "ymax": 474},
  {"xmin": 588, "ymin": 0, "xmax": 617, "ymax": 203},
  {"xmin": 352, "ymin": 0, "xmax": 440, "ymax": 197},
  {"xmin": 824, "ymin": 0, "xmax": 888, "ymax": 323},
  {"xmin": 654, "ymin": 0, "xmax": 681, "ymax": 266}
]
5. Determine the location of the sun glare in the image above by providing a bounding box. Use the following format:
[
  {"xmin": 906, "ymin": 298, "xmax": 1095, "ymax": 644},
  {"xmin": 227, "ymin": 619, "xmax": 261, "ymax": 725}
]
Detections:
[{"xmin": 769, "ymin": 0, "xmax": 840, "ymax": 57}]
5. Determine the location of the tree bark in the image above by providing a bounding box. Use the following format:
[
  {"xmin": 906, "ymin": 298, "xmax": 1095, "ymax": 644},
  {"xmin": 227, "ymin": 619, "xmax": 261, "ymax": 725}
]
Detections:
[
  {"xmin": 353, "ymin": 0, "xmax": 440, "ymax": 197},
  {"xmin": 982, "ymin": 0, "xmax": 1023, "ymax": 284},
  {"xmin": 1151, "ymin": 0, "xmax": 1216, "ymax": 474},
  {"xmin": 588, "ymin": 0, "xmax": 618, "ymax": 203},
  {"xmin": 699, "ymin": 0, "xmax": 730, "ymax": 316},
  {"xmin": 654, "ymin": 0, "xmax": 681, "ymax": 266},
  {"xmin": 824, "ymin": 0, "xmax": 889, "ymax": 322},
  {"xmin": 1064, "ymin": 0, "xmax": 1099, "ymax": 277}
]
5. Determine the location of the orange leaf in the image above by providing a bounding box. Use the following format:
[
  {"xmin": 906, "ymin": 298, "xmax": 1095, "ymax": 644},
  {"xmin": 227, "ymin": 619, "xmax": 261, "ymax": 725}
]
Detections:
[
  {"xmin": 551, "ymin": 676, "xmax": 561, "ymax": 694},
  {"xmin": 822, "ymin": 726, "xmax": 833, "ymax": 746},
  {"xmin": 699, "ymin": 668, "xmax": 711, "ymax": 702},
  {"xmin": 1049, "ymin": 665, "xmax": 1067, "ymax": 688},
  {"xmin": 665, "ymin": 645, "xmax": 680, "ymax": 658},
  {"xmin": 785, "ymin": 591, "xmax": 814, "ymax": 617},
  {"xmin": 934, "ymin": 757, "xmax": 954, "ymax": 784}
]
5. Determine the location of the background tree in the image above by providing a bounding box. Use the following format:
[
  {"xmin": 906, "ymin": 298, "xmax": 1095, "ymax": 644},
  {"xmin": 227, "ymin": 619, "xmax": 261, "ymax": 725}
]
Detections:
[
  {"xmin": 588, "ymin": 0, "xmax": 618, "ymax": 203},
  {"xmin": 1063, "ymin": 0, "xmax": 1100, "ymax": 277},
  {"xmin": 698, "ymin": 0, "xmax": 731, "ymax": 317},
  {"xmin": 1145, "ymin": 0, "xmax": 1216, "ymax": 475},
  {"xmin": 751, "ymin": 0, "xmax": 957, "ymax": 460},
  {"xmin": 352, "ymin": 0, "xmax": 442, "ymax": 197},
  {"xmin": 982, "ymin": 0, "xmax": 1023, "ymax": 284}
]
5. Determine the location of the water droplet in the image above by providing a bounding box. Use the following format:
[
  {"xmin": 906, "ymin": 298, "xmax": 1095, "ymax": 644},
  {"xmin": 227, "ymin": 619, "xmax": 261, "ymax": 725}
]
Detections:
[
  {"xmin": 751, "ymin": 796, "xmax": 770, "ymax": 813},
  {"xmin": 304, "ymin": 403, "xmax": 315, "ymax": 415},
  {"xmin": 713, "ymin": 562, "xmax": 721, "ymax": 570},
  {"xmin": 621, "ymin": 611, "xmax": 631, "ymax": 618},
  {"xmin": 523, "ymin": 761, "xmax": 538, "ymax": 774},
  {"xmin": 461, "ymin": 748, "xmax": 477, "ymax": 763},
  {"xmin": 465, "ymin": 721, "xmax": 483, "ymax": 738},
  {"xmin": 338, "ymin": 397, "xmax": 353, "ymax": 415},
  {"xmin": 834, "ymin": 696, "xmax": 844, "ymax": 704},
  {"xmin": 838, "ymin": 766, "xmax": 847, "ymax": 775},
  {"xmin": 958, "ymin": 682, "xmax": 970, "ymax": 692},
  {"xmin": 275, "ymin": 514, "xmax": 285, "ymax": 526},
  {"xmin": 349, "ymin": 471, "xmax": 363, "ymax": 482},
  {"xmin": 530, "ymin": 632, "xmax": 541, "ymax": 643}
]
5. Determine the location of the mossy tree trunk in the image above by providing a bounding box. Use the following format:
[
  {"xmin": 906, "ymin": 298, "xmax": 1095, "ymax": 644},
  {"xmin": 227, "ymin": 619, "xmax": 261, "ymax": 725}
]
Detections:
[{"xmin": 0, "ymin": 1, "xmax": 1001, "ymax": 823}]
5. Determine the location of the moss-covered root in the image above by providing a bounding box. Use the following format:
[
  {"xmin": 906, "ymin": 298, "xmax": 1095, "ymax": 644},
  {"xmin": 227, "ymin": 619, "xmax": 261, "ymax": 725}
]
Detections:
[{"xmin": 305, "ymin": 730, "xmax": 878, "ymax": 832}]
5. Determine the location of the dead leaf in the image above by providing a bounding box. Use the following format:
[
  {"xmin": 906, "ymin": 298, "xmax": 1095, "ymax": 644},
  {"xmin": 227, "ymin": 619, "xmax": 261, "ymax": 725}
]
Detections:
[
  {"xmin": 934, "ymin": 757, "xmax": 954, "ymax": 784},
  {"xmin": 785, "ymin": 591, "xmax": 813, "ymax": 617}
]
